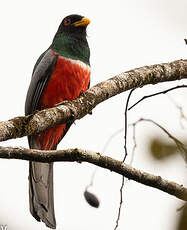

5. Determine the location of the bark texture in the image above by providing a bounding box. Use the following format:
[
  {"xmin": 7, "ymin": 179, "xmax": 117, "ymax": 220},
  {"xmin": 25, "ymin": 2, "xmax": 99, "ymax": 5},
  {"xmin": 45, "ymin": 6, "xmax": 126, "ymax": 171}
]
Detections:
[
  {"xmin": 0, "ymin": 146, "xmax": 186, "ymax": 201},
  {"xmin": 0, "ymin": 59, "xmax": 187, "ymax": 142}
]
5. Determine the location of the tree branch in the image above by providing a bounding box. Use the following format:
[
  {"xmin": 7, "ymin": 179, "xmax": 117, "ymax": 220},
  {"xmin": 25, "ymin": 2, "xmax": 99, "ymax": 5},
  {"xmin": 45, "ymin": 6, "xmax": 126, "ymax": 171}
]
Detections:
[
  {"xmin": 0, "ymin": 145, "xmax": 186, "ymax": 201},
  {"xmin": 1, "ymin": 59, "xmax": 187, "ymax": 142},
  {"xmin": 128, "ymin": 85, "xmax": 187, "ymax": 110}
]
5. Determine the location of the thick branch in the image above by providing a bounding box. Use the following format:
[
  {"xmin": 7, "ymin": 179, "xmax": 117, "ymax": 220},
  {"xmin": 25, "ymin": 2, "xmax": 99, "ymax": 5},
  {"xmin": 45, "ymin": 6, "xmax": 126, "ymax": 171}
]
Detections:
[
  {"xmin": 1, "ymin": 59, "xmax": 187, "ymax": 142},
  {"xmin": 0, "ymin": 145, "xmax": 186, "ymax": 201}
]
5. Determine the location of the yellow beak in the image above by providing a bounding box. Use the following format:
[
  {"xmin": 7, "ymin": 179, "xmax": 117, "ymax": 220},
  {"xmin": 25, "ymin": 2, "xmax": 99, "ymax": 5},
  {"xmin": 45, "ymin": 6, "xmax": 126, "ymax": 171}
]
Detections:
[{"xmin": 73, "ymin": 17, "xmax": 91, "ymax": 27}]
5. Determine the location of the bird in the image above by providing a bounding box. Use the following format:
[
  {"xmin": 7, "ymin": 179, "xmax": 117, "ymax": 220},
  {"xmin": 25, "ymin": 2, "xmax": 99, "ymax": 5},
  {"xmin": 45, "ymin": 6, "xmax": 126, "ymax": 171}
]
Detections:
[{"xmin": 25, "ymin": 14, "xmax": 91, "ymax": 229}]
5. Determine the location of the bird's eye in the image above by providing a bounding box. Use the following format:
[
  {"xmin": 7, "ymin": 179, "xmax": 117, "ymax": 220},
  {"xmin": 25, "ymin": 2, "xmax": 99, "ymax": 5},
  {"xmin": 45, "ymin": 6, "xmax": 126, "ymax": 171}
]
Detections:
[{"xmin": 63, "ymin": 17, "xmax": 71, "ymax": 26}]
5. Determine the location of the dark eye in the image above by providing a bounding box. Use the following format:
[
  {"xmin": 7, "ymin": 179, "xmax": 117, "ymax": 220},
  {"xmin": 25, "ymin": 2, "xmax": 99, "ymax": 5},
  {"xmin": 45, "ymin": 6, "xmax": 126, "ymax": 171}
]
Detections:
[{"xmin": 63, "ymin": 17, "xmax": 71, "ymax": 26}]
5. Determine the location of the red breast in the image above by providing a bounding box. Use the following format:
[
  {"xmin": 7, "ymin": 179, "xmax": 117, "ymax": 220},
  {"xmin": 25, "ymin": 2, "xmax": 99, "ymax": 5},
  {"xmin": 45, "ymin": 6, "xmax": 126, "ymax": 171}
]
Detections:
[{"xmin": 35, "ymin": 55, "xmax": 91, "ymax": 150}]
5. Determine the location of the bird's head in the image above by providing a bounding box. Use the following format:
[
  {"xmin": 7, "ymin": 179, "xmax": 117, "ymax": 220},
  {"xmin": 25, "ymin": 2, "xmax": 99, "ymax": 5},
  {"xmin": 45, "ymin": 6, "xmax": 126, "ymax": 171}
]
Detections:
[
  {"xmin": 56, "ymin": 14, "xmax": 90, "ymax": 38},
  {"xmin": 52, "ymin": 14, "xmax": 91, "ymax": 64}
]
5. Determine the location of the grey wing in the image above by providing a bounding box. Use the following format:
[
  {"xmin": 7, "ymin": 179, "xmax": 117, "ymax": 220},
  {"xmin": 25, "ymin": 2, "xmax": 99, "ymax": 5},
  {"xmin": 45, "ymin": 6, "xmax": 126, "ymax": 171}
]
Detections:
[{"xmin": 25, "ymin": 49, "xmax": 58, "ymax": 115}]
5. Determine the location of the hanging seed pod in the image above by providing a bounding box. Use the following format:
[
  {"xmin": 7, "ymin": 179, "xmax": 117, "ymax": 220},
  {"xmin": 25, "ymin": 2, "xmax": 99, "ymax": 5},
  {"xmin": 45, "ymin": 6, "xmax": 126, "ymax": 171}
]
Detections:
[{"xmin": 84, "ymin": 189, "xmax": 100, "ymax": 208}]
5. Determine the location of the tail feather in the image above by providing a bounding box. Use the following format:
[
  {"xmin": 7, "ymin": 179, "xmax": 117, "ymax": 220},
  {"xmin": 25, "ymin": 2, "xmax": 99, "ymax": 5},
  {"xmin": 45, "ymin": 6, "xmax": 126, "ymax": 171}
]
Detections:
[{"xmin": 29, "ymin": 161, "xmax": 56, "ymax": 229}]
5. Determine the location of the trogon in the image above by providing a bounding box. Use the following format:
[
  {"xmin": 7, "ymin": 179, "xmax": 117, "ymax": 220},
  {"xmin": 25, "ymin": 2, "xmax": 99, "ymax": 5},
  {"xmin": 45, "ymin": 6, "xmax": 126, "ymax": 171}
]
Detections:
[{"xmin": 25, "ymin": 15, "xmax": 91, "ymax": 229}]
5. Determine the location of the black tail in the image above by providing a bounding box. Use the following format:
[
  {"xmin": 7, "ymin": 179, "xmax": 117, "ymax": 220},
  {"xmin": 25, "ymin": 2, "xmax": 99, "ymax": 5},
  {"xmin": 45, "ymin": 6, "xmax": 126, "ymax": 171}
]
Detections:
[{"xmin": 29, "ymin": 161, "xmax": 56, "ymax": 229}]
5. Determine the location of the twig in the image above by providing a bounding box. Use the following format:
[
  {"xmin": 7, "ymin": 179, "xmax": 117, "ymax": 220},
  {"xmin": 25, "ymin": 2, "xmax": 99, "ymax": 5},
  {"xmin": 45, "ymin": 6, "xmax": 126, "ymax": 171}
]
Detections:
[
  {"xmin": 114, "ymin": 89, "xmax": 134, "ymax": 230},
  {"xmin": 167, "ymin": 94, "xmax": 187, "ymax": 129},
  {"xmin": 131, "ymin": 118, "xmax": 187, "ymax": 163},
  {"xmin": 103, "ymin": 129, "xmax": 124, "ymax": 154},
  {"xmin": 0, "ymin": 146, "xmax": 187, "ymax": 201},
  {"xmin": 128, "ymin": 85, "xmax": 187, "ymax": 111},
  {"xmin": 123, "ymin": 89, "xmax": 135, "ymax": 161},
  {"xmin": 129, "ymin": 122, "xmax": 137, "ymax": 165},
  {"xmin": 87, "ymin": 128, "xmax": 124, "ymax": 189},
  {"xmin": 114, "ymin": 176, "xmax": 125, "ymax": 230}
]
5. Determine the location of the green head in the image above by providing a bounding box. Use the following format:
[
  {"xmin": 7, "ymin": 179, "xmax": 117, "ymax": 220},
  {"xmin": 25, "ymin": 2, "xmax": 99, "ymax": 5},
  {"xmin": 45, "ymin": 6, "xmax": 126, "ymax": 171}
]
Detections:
[{"xmin": 51, "ymin": 14, "xmax": 90, "ymax": 65}]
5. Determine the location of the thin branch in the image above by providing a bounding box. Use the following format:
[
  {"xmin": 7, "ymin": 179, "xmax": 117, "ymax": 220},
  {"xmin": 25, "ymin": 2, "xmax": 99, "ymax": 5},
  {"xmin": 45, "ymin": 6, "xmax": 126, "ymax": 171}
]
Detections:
[
  {"xmin": 131, "ymin": 118, "xmax": 187, "ymax": 163},
  {"xmin": 130, "ymin": 122, "xmax": 137, "ymax": 166},
  {"xmin": 87, "ymin": 128, "xmax": 124, "ymax": 189},
  {"xmin": 0, "ymin": 145, "xmax": 187, "ymax": 201},
  {"xmin": 114, "ymin": 89, "xmax": 134, "ymax": 230},
  {"xmin": 128, "ymin": 85, "xmax": 187, "ymax": 110},
  {"xmin": 167, "ymin": 94, "xmax": 187, "ymax": 129},
  {"xmin": 85, "ymin": 129, "xmax": 125, "ymax": 209},
  {"xmin": 114, "ymin": 176, "xmax": 125, "ymax": 230},
  {"xmin": 102, "ymin": 129, "xmax": 124, "ymax": 154},
  {"xmin": 1, "ymin": 59, "xmax": 187, "ymax": 142},
  {"xmin": 123, "ymin": 89, "xmax": 135, "ymax": 161}
]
